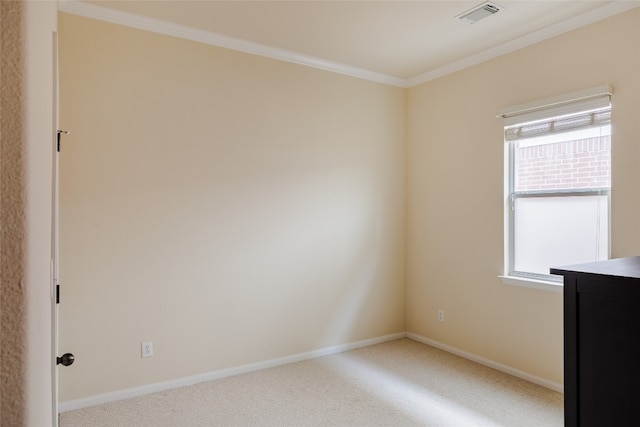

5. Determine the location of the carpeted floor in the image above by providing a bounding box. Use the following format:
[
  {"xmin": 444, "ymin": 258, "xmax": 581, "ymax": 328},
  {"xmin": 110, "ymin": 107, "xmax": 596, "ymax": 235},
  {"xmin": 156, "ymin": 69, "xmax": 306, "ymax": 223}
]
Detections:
[{"xmin": 60, "ymin": 338, "xmax": 563, "ymax": 426}]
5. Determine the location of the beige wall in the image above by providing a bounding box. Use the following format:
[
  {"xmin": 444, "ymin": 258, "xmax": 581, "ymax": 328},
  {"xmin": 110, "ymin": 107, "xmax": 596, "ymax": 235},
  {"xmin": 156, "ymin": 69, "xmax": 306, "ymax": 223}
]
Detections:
[
  {"xmin": 0, "ymin": 0, "xmax": 57, "ymax": 425},
  {"xmin": 406, "ymin": 9, "xmax": 640, "ymax": 386},
  {"xmin": 56, "ymin": 6, "xmax": 640, "ymax": 406},
  {"xmin": 58, "ymin": 14, "xmax": 406, "ymax": 401}
]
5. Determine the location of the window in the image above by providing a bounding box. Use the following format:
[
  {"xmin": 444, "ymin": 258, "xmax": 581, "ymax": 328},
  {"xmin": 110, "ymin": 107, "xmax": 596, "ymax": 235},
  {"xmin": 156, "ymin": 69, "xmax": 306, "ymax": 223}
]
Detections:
[{"xmin": 499, "ymin": 87, "xmax": 612, "ymax": 283}]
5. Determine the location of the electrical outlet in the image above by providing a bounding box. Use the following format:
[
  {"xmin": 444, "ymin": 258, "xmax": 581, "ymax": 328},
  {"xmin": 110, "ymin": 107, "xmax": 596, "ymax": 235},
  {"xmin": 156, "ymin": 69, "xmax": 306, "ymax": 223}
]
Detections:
[
  {"xmin": 437, "ymin": 310, "xmax": 445, "ymax": 322},
  {"xmin": 142, "ymin": 341, "xmax": 153, "ymax": 358}
]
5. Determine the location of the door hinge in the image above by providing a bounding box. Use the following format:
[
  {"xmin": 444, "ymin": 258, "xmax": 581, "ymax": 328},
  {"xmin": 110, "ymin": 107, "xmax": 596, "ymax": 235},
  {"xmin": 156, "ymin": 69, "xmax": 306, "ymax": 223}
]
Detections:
[
  {"xmin": 56, "ymin": 130, "xmax": 69, "ymax": 152},
  {"xmin": 56, "ymin": 284, "xmax": 60, "ymax": 304}
]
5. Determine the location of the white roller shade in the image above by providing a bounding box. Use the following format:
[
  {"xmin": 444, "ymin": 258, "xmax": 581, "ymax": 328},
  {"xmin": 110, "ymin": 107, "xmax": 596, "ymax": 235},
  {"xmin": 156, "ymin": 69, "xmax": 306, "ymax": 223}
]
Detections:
[
  {"xmin": 497, "ymin": 85, "xmax": 612, "ymax": 126},
  {"xmin": 505, "ymin": 107, "xmax": 611, "ymax": 141}
]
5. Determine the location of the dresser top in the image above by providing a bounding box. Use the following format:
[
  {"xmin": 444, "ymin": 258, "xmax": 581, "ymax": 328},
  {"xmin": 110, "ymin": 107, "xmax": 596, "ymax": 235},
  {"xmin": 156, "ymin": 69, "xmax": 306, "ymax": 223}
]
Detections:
[{"xmin": 551, "ymin": 256, "xmax": 640, "ymax": 280}]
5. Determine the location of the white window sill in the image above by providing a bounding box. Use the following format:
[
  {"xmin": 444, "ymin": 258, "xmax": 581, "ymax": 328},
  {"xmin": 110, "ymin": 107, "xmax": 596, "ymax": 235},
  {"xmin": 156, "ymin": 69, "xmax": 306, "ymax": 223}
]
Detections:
[{"xmin": 499, "ymin": 275, "xmax": 563, "ymax": 293}]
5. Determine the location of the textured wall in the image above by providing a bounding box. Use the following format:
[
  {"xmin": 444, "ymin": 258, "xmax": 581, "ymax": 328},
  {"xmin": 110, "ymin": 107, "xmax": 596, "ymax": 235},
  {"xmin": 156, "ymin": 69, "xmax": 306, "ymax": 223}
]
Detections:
[
  {"xmin": 1, "ymin": 1, "xmax": 27, "ymax": 424},
  {"xmin": 1, "ymin": 1, "xmax": 56, "ymax": 425}
]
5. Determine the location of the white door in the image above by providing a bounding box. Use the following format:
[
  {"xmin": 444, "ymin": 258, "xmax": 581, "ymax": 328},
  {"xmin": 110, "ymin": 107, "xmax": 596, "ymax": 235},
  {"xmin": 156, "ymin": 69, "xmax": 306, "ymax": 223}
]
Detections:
[
  {"xmin": 51, "ymin": 29, "xmax": 60, "ymax": 427},
  {"xmin": 52, "ymin": 30, "xmax": 74, "ymax": 426}
]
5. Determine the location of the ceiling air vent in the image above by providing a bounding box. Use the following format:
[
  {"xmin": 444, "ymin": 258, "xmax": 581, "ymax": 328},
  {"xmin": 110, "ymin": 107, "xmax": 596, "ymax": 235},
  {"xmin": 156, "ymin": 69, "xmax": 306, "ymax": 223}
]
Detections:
[{"xmin": 456, "ymin": 2, "xmax": 504, "ymax": 24}]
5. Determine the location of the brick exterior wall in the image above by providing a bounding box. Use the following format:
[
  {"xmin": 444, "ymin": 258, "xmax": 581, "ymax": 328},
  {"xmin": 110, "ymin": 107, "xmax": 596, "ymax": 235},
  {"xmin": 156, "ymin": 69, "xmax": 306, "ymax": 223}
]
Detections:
[{"xmin": 516, "ymin": 136, "xmax": 611, "ymax": 192}]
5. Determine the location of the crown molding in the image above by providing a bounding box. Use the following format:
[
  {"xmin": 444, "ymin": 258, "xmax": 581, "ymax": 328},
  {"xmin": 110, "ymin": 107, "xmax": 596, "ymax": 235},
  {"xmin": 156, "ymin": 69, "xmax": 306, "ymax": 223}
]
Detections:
[
  {"xmin": 59, "ymin": 0, "xmax": 638, "ymax": 89},
  {"xmin": 57, "ymin": 0, "xmax": 408, "ymax": 88},
  {"xmin": 406, "ymin": 0, "xmax": 640, "ymax": 87}
]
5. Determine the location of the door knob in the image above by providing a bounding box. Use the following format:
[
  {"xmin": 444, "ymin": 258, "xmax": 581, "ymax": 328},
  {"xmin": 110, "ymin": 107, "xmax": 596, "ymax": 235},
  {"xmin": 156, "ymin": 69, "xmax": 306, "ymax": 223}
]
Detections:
[{"xmin": 57, "ymin": 353, "xmax": 75, "ymax": 366}]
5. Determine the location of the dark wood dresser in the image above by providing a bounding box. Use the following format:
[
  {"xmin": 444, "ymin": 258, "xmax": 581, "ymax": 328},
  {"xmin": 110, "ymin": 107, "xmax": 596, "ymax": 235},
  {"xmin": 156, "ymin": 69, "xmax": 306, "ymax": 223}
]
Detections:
[{"xmin": 551, "ymin": 257, "xmax": 640, "ymax": 427}]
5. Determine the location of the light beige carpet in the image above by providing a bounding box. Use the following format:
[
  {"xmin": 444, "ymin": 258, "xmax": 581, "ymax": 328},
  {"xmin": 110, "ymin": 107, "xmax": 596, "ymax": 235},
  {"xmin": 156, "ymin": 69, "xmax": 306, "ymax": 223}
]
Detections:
[{"xmin": 60, "ymin": 338, "xmax": 563, "ymax": 426}]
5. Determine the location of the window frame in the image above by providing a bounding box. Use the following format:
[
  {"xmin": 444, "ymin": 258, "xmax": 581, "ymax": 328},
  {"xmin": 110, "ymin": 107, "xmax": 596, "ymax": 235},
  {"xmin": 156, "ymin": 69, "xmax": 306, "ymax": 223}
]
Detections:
[{"xmin": 498, "ymin": 86, "xmax": 613, "ymax": 287}]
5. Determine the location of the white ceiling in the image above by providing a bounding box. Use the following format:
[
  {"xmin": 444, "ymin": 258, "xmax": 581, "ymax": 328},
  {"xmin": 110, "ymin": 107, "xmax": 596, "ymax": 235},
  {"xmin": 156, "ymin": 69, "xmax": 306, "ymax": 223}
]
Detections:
[{"xmin": 62, "ymin": 1, "xmax": 639, "ymax": 87}]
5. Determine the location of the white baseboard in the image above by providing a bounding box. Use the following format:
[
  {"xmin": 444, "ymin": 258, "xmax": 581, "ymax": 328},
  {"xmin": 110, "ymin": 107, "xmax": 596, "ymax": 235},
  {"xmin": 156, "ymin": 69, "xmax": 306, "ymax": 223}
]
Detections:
[
  {"xmin": 58, "ymin": 332, "xmax": 406, "ymax": 413},
  {"xmin": 406, "ymin": 332, "xmax": 564, "ymax": 393},
  {"xmin": 60, "ymin": 330, "xmax": 563, "ymax": 412}
]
